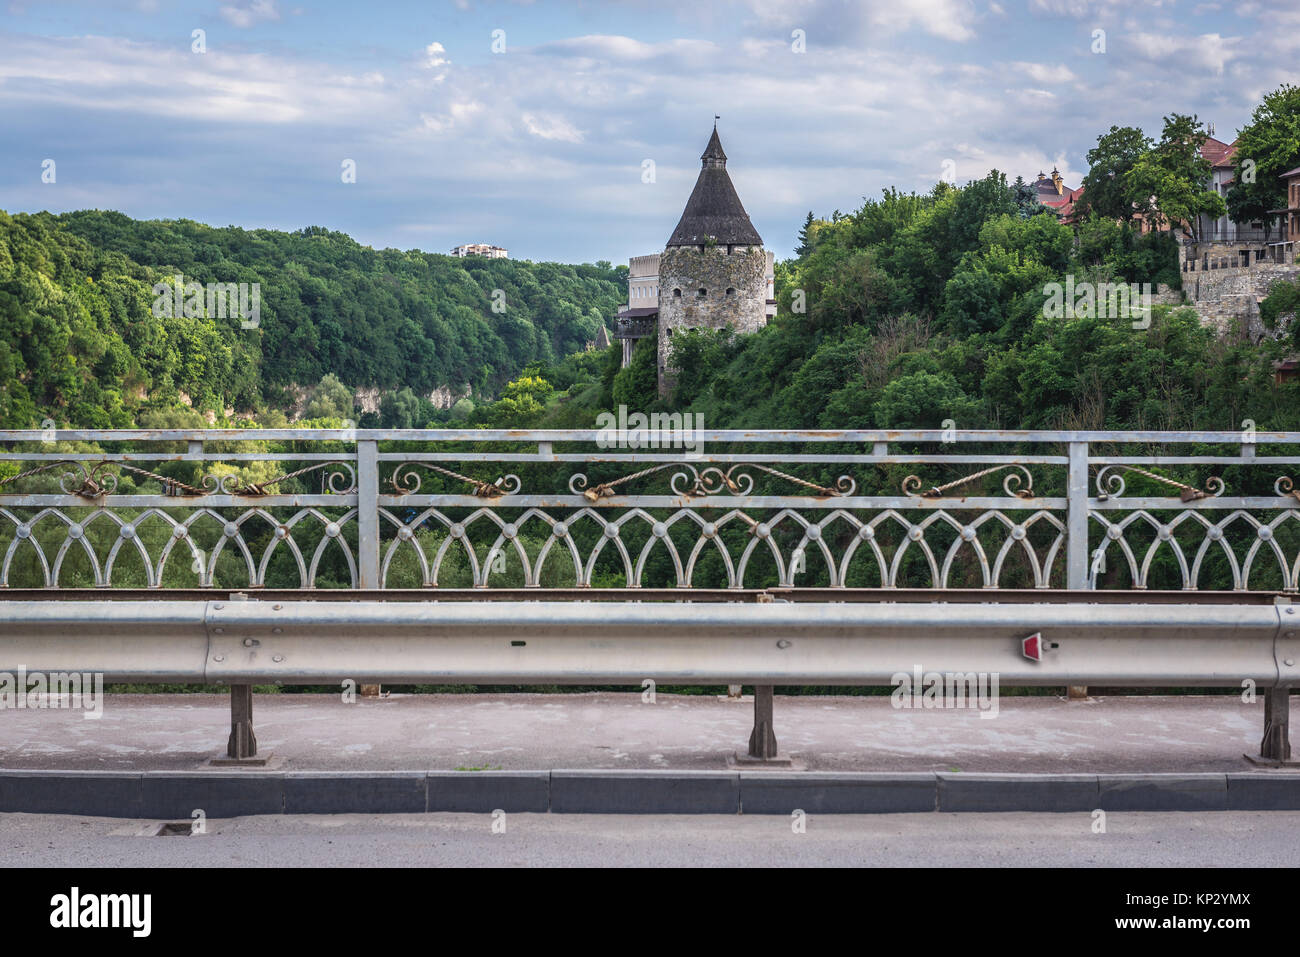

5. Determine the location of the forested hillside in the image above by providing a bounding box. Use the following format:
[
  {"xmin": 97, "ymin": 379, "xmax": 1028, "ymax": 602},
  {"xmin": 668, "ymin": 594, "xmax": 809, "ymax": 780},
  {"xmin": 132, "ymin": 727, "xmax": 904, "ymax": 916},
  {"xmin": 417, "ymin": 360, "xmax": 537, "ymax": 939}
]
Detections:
[
  {"xmin": 6, "ymin": 94, "xmax": 1300, "ymax": 436},
  {"xmin": 647, "ymin": 175, "xmax": 1265, "ymax": 433},
  {"xmin": 511, "ymin": 101, "xmax": 1300, "ymax": 438},
  {"xmin": 0, "ymin": 209, "xmax": 624, "ymax": 428}
]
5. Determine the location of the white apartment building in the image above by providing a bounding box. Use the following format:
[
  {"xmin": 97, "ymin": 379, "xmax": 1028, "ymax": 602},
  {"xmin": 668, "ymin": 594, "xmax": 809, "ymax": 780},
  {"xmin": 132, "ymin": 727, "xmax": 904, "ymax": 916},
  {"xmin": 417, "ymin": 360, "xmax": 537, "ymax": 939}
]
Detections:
[{"xmin": 451, "ymin": 243, "xmax": 509, "ymax": 259}]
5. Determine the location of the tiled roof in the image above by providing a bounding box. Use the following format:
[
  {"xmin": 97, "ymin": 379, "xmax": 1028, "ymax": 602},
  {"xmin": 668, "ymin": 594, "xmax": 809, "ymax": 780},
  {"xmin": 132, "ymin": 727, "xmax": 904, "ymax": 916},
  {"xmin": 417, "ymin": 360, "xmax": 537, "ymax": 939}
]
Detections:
[{"xmin": 1200, "ymin": 136, "xmax": 1237, "ymax": 168}]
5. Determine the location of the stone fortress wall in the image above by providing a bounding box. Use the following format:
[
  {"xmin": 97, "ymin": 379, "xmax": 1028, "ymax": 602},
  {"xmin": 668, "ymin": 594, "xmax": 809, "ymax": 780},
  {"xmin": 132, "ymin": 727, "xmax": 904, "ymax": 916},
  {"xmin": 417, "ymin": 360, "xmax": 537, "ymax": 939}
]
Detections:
[{"xmin": 656, "ymin": 244, "xmax": 768, "ymax": 389}]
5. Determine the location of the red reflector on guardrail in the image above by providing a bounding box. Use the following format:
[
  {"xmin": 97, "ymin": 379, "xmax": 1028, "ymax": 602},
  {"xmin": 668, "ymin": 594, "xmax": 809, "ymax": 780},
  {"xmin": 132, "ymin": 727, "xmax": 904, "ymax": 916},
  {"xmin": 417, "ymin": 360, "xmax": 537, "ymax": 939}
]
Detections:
[{"xmin": 1022, "ymin": 632, "xmax": 1060, "ymax": 661}]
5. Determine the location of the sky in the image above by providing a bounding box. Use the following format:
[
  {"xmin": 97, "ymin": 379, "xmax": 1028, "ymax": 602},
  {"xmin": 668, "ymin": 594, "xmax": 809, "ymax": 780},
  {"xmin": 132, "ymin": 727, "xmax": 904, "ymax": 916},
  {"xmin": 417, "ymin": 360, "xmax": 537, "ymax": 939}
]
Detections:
[{"xmin": 1, "ymin": 0, "xmax": 1297, "ymax": 264}]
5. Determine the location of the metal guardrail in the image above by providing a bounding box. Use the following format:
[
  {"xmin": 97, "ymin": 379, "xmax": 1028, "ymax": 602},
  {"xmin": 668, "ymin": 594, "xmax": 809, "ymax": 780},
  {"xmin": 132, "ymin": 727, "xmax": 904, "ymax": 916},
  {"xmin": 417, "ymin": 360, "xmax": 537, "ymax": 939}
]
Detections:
[
  {"xmin": 1, "ymin": 598, "xmax": 1287, "ymax": 686},
  {"xmin": 1, "ymin": 429, "xmax": 1297, "ymax": 765},
  {"xmin": 0, "ymin": 594, "xmax": 1292, "ymax": 765}
]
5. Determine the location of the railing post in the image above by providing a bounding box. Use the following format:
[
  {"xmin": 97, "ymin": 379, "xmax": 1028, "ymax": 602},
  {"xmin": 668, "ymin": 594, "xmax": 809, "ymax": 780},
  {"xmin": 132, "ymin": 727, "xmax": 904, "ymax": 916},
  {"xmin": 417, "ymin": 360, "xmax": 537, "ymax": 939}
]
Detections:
[
  {"xmin": 226, "ymin": 684, "xmax": 257, "ymax": 760},
  {"xmin": 1259, "ymin": 688, "xmax": 1291, "ymax": 763},
  {"xmin": 357, "ymin": 438, "xmax": 380, "ymax": 590},
  {"xmin": 748, "ymin": 685, "xmax": 778, "ymax": 759},
  {"xmin": 1067, "ymin": 441, "xmax": 1090, "ymax": 700},
  {"xmin": 356, "ymin": 438, "xmax": 382, "ymax": 697}
]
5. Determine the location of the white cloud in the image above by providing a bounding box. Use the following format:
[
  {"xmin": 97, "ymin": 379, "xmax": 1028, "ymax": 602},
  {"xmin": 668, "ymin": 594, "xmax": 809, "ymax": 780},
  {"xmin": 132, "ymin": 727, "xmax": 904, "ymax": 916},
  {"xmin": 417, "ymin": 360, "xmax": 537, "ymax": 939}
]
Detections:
[
  {"xmin": 536, "ymin": 35, "xmax": 718, "ymax": 63},
  {"xmin": 1125, "ymin": 32, "xmax": 1240, "ymax": 75},
  {"xmin": 1028, "ymin": 0, "xmax": 1094, "ymax": 14},
  {"xmin": 0, "ymin": 3, "xmax": 1290, "ymax": 262},
  {"xmin": 420, "ymin": 100, "xmax": 484, "ymax": 134},
  {"xmin": 1010, "ymin": 61, "xmax": 1077, "ymax": 84},
  {"xmin": 219, "ymin": 0, "xmax": 280, "ymax": 28},
  {"xmin": 0, "ymin": 34, "xmax": 389, "ymax": 123},
  {"xmin": 521, "ymin": 112, "xmax": 584, "ymax": 143},
  {"xmin": 740, "ymin": 0, "xmax": 979, "ymax": 43},
  {"xmin": 424, "ymin": 42, "xmax": 449, "ymax": 69}
]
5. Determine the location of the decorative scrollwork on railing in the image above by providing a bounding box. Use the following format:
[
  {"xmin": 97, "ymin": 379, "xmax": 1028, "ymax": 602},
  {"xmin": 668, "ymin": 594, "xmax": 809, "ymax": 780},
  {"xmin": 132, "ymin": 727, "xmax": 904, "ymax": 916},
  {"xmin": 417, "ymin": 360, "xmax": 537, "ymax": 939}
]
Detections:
[
  {"xmin": 392, "ymin": 463, "xmax": 520, "ymax": 498},
  {"xmin": 0, "ymin": 460, "xmax": 357, "ymax": 497},
  {"xmin": 903, "ymin": 464, "xmax": 1034, "ymax": 499},
  {"xmin": 1095, "ymin": 465, "xmax": 1223, "ymax": 501},
  {"xmin": 568, "ymin": 463, "xmax": 853, "ymax": 501},
  {"xmin": 671, "ymin": 466, "xmax": 754, "ymax": 497},
  {"xmin": 0, "ymin": 461, "xmax": 125, "ymax": 498},
  {"xmin": 747, "ymin": 464, "xmax": 854, "ymax": 497},
  {"xmin": 205, "ymin": 461, "xmax": 357, "ymax": 496},
  {"xmin": 1275, "ymin": 476, "xmax": 1300, "ymax": 502},
  {"xmin": 570, "ymin": 465, "xmax": 672, "ymax": 501},
  {"xmin": 58, "ymin": 462, "xmax": 120, "ymax": 498}
]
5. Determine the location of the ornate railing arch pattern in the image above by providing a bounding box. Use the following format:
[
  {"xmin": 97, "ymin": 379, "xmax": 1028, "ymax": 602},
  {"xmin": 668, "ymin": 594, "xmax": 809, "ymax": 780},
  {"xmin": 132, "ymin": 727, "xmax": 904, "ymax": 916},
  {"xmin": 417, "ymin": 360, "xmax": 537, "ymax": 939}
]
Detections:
[{"xmin": 2, "ymin": 428, "xmax": 1299, "ymax": 594}]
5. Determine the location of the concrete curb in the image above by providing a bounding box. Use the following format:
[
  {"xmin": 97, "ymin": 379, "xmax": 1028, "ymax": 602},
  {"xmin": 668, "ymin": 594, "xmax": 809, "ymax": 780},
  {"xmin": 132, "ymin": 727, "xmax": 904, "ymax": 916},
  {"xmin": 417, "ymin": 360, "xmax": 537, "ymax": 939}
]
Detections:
[{"xmin": 1, "ymin": 769, "xmax": 1298, "ymax": 817}]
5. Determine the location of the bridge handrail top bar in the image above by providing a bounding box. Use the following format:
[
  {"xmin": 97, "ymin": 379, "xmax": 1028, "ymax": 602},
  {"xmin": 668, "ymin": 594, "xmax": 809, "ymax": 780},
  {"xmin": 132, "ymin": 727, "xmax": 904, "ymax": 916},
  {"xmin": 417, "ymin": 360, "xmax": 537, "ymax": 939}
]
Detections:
[
  {"xmin": 0, "ymin": 586, "xmax": 1290, "ymax": 605},
  {"xmin": 1, "ymin": 428, "xmax": 1299, "ymax": 444}
]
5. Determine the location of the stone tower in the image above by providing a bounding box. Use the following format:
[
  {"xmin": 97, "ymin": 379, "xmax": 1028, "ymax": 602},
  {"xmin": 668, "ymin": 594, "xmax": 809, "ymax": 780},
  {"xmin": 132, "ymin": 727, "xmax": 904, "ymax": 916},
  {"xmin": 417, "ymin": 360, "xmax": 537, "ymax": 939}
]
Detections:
[{"xmin": 657, "ymin": 125, "xmax": 768, "ymax": 395}]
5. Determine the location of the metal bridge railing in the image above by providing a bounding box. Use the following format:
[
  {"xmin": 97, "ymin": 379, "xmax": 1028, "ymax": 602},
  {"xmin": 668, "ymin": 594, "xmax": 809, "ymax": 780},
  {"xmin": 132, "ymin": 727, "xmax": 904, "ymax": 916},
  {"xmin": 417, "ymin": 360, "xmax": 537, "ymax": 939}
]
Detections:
[
  {"xmin": 1, "ymin": 428, "xmax": 1299, "ymax": 594},
  {"xmin": 1, "ymin": 429, "xmax": 1297, "ymax": 766}
]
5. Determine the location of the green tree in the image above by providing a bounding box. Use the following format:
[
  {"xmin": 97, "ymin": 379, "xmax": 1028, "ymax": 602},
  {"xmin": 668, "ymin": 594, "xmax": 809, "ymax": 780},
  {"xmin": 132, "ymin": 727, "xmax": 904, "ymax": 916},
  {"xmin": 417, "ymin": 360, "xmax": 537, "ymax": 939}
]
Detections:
[
  {"xmin": 611, "ymin": 337, "xmax": 658, "ymax": 411},
  {"xmin": 795, "ymin": 211, "xmax": 821, "ymax": 257},
  {"xmin": 1079, "ymin": 125, "xmax": 1153, "ymax": 223},
  {"xmin": 1124, "ymin": 114, "xmax": 1225, "ymax": 241},
  {"xmin": 1228, "ymin": 84, "xmax": 1300, "ymax": 239},
  {"xmin": 490, "ymin": 374, "xmax": 554, "ymax": 425},
  {"xmin": 1009, "ymin": 175, "xmax": 1048, "ymax": 219},
  {"xmin": 302, "ymin": 373, "xmax": 354, "ymax": 420},
  {"xmin": 379, "ymin": 386, "xmax": 423, "ymax": 429},
  {"xmin": 1260, "ymin": 279, "xmax": 1300, "ymax": 337},
  {"xmin": 872, "ymin": 371, "xmax": 982, "ymax": 430}
]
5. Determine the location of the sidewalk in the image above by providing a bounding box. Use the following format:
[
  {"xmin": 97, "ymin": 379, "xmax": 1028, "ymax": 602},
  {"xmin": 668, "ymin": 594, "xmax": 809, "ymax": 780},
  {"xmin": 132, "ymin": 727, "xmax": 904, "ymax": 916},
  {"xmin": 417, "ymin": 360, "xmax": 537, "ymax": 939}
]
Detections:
[{"xmin": 0, "ymin": 691, "xmax": 1276, "ymax": 773}]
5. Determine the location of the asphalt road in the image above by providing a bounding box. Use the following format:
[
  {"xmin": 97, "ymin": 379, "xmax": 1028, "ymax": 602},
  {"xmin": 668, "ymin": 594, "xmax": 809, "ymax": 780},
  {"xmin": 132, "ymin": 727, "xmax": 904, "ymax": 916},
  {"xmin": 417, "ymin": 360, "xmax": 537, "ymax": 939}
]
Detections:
[{"xmin": 4, "ymin": 810, "xmax": 1298, "ymax": 867}]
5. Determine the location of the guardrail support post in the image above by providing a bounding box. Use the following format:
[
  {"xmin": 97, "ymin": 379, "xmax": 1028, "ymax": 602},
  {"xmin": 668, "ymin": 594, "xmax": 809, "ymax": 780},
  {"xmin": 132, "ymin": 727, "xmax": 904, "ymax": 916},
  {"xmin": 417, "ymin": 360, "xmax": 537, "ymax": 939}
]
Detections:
[
  {"xmin": 227, "ymin": 684, "xmax": 257, "ymax": 760},
  {"xmin": 1260, "ymin": 688, "xmax": 1291, "ymax": 763},
  {"xmin": 748, "ymin": 685, "xmax": 778, "ymax": 759}
]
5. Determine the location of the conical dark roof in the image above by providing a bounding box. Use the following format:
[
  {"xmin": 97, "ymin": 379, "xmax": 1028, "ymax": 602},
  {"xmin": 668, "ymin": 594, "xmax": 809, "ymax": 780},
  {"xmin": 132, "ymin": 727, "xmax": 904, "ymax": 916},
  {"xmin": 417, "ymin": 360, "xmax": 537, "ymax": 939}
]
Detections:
[{"xmin": 666, "ymin": 127, "xmax": 762, "ymax": 247}]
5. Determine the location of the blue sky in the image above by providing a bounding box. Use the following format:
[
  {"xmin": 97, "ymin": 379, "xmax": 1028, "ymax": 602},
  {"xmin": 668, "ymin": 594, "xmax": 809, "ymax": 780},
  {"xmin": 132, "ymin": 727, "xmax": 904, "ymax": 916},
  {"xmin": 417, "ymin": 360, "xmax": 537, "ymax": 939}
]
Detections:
[{"xmin": 2, "ymin": 0, "xmax": 1297, "ymax": 263}]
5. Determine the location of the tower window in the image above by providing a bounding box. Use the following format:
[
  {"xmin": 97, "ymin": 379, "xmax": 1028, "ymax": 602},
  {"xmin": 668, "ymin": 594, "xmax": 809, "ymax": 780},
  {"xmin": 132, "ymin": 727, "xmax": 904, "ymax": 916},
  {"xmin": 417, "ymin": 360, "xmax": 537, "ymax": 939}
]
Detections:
[
  {"xmin": 697, "ymin": 288, "xmax": 707, "ymax": 297},
  {"xmin": 673, "ymin": 288, "xmax": 681, "ymax": 298},
  {"xmin": 726, "ymin": 287, "xmax": 735, "ymax": 296}
]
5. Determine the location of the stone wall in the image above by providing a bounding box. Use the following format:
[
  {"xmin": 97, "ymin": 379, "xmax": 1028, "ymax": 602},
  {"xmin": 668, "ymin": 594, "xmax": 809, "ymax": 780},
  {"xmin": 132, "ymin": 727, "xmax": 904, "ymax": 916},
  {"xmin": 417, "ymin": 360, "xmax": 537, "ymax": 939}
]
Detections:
[
  {"xmin": 1185, "ymin": 263, "xmax": 1300, "ymax": 339},
  {"xmin": 657, "ymin": 244, "xmax": 767, "ymax": 393},
  {"xmin": 1152, "ymin": 283, "xmax": 1183, "ymax": 307}
]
